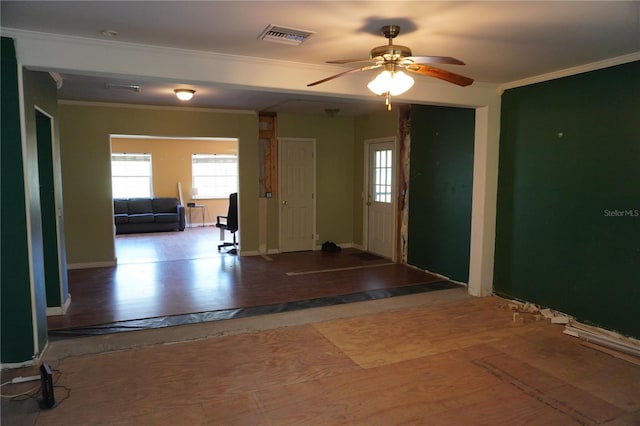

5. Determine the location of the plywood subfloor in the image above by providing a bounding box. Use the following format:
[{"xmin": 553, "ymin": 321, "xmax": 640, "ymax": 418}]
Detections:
[{"xmin": 6, "ymin": 296, "xmax": 640, "ymax": 425}]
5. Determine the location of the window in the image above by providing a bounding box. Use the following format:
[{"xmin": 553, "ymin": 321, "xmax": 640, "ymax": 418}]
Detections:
[
  {"xmin": 192, "ymin": 154, "xmax": 238, "ymax": 199},
  {"xmin": 374, "ymin": 149, "xmax": 392, "ymax": 203},
  {"xmin": 111, "ymin": 153, "xmax": 152, "ymax": 198}
]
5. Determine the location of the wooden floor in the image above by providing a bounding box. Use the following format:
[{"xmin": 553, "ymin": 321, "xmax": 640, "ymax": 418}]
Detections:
[
  {"xmin": 5, "ymin": 295, "xmax": 640, "ymax": 425},
  {"xmin": 48, "ymin": 227, "xmax": 446, "ymax": 330}
]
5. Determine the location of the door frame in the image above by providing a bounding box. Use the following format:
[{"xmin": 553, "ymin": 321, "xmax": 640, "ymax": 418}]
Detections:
[
  {"xmin": 278, "ymin": 137, "xmax": 316, "ymax": 252},
  {"xmin": 363, "ymin": 136, "xmax": 397, "ymax": 261}
]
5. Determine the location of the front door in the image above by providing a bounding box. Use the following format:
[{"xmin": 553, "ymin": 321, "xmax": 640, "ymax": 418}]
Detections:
[
  {"xmin": 279, "ymin": 138, "xmax": 315, "ymax": 252},
  {"xmin": 365, "ymin": 138, "xmax": 396, "ymax": 259}
]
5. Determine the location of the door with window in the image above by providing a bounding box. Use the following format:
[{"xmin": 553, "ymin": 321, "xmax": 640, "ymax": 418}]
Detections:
[
  {"xmin": 365, "ymin": 138, "xmax": 396, "ymax": 259},
  {"xmin": 279, "ymin": 138, "xmax": 315, "ymax": 252}
]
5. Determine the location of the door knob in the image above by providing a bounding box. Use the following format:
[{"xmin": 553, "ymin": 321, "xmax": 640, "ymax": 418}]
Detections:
[{"xmin": 282, "ymin": 200, "xmax": 288, "ymax": 205}]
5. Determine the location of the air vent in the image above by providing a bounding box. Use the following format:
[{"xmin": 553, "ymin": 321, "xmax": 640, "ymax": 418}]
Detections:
[
  {"xmin": 259, "ymin": 25, "xmax": 314, "ymax": 45},
  {"xmin": 104, "ymin": 83, "xmax": 140, "ymax": 92}
]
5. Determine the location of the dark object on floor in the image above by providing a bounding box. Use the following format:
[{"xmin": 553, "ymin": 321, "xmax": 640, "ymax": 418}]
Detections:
[
  {"xmin": 321, "ymin": 241, "xmax": 341, "ymax": 252},
  {"xmin": 39, "ymin": 363, "xmax": 55, "ymax": 409},
  {"xmin": 351, "ymin": 252, "xmax": 384, "ymax": 261},
  {"xmin": 216, "ymin": 193, "xmax": 238, "ymax": 254}
]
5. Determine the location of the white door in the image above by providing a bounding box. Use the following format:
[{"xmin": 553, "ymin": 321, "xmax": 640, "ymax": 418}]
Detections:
[
  {"xmin": 365, "ymin": 138, "xmax": 396, "ymax": 259},
  {"xmin": 279, "ymin": 138, "xmax": 315, "ymax": 252}
]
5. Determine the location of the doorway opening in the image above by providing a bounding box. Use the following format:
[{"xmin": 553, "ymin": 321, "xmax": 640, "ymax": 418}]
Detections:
[{"xmin": 109, "ymin": 135, "xmax": 239, "ymax": 264}]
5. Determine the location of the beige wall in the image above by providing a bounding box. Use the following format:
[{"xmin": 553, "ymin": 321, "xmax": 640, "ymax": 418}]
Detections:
[
  {"xmin": 111, "ymin": 137, "xmax": 237, "ymax": 223},
  {"xmin": 59, "ymin": 103, "xmax": 258, "ymax": 265},
  {"xmin": 59, "ymin": 102, "xmax": 396, "ymax": 264},
  {"xmin": 276, "ymin": 113, "xmax": 357, "ymax": 247}
]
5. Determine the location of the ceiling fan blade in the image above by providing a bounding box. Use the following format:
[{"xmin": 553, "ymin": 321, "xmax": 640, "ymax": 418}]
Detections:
[
  {"xmin": 326, "ymin": 58, "xmax": 375, "ymax": 64},
  {"xmin": 307, "ymin": 64, "xmax": 381, "ymax": 87},
  {"xmin": 405, "ymin": 64, "xmax": 474, "ymax": 87},
  {"xmin": 403, "ymin": 56, "xmax": 465, "ymax": 66}
]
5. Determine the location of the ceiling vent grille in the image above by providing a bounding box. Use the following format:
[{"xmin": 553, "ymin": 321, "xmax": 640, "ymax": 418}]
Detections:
[{"xmin": 259, "ymin": 25, "xmax": 314, "ymax": 45}]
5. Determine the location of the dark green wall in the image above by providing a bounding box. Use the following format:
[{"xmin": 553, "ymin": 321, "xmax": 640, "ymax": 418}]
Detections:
[
  {"xmin": 21, "ymin": 69, "xmax": 61, "ymax": 350},
  {"xmin": 36, "ymin": 110, "xmax": 62, "ymax": 307},
  {"xmin": 495, "ymin": 61, "xmax": 640, "ymax": 338},
  {"xmin": 1, "ymin": 37, "xmax": 35, "ymax": 363},
  {"xmin": 407, "ymin": 105, "xmax": 475, "ymax": 282}
]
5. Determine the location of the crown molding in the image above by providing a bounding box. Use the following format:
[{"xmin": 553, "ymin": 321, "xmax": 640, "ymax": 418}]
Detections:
[
  {"xmin": 1, "ymin": 27, "xmax": 328, "ymax": 73},
  {"xmin": 500, "ymin": 52, "xmax": 640, "ymax": 92},
  {"xmin": 58, "ymin": 99, "xmax": 257, "ymax": 115}
]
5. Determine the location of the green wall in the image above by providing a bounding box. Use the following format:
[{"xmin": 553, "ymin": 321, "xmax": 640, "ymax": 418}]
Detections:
[
  {"xmin": 277, "ymin": 113, "xmax": 356, "ymax": 247},
  {"xmin": 21, "ymin": 69, "xmax": 64, "ymax": 350},
  {"xmin": 1, "ymin": 37, "xmax": 37, "ymax": 363},
  {"xmin": 58, "ymin": 104, "xmax": 259, "ymax": 264},
  {"xmin": 36, "ymin": 110, "xmax": 62, "ymax": 307},
  {"xmin": 1, "ymin": 38, "xmax": 64, "ymax": 363},
  {"xmin": 495, "ymin": 61, "xmax": 640, "ymax": 338},
  {"xmin": 407, "ymin": 105, "xmax": 475, "ymax": 282}
]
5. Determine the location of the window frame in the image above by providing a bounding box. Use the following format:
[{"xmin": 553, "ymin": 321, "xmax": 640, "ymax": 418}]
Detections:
[
  {"xmin": 191, "ymin": 153, "xmax": 238, "ymax": 200},
  {"xmin": 111, "ymin": 152, "xmax": 153, "ymax": 199}
]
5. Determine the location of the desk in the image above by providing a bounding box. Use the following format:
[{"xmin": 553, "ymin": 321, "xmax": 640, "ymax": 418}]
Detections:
[{"xmin": 187, "ymin": 205, "xmax": 206, "ymax": 228}]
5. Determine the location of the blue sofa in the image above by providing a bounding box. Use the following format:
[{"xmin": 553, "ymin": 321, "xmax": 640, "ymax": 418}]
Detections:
[{"xmin": 114, "ymin": 197, "xmax": 186, "ymax": 234}]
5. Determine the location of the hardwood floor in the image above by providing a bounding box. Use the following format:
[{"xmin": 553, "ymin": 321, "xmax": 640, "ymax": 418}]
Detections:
[
  {"xmin": 48, "ymin": 228, "xmax": 449, "ymax": 330},
  {"xmin": 6, "ymin": 295, "xmax": 640, "ymax": 425}
]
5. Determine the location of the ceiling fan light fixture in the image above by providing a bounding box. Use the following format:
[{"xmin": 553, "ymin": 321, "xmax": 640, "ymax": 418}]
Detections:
[
  {"xmin": 367, "ymin": 70, "xmax": 414, "ymax": 96},
  {"xmin": 174, "ymin": 89, "xmax": 195, "ymax": 101}
]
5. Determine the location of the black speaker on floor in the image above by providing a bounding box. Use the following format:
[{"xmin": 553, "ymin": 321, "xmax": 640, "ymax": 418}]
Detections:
[{"xmin": 39, "ymin": 363, "xmax": 55, "ymax": 409}]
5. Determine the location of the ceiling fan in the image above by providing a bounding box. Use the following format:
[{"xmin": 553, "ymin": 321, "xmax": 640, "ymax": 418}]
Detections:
[{"xmin": 308, "ymin": 25, "xmax": 473, "ymax": 109}]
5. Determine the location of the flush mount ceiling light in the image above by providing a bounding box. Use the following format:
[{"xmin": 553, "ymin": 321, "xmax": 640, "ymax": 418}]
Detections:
[{"xmin": 174, "ymin": 89, "xmax": 195, "ymax": 101}]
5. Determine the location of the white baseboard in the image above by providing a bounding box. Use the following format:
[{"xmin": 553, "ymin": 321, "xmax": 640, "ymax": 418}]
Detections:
[
  {"xmin": 46, "ymin": 293, "xmax": 71, "ymax": 316},
  {"xmin": 67, "ymin": 260, "xmax": 116, "ymax": 270},
  {"xmin": 564, "ymin": 322, "xmax": 640, "ymax": 357}
]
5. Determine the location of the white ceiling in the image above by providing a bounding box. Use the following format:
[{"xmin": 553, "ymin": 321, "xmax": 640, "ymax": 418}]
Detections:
[{"xmin": 2, "ymin": 1, "xmax": 639, "ymax": 115}]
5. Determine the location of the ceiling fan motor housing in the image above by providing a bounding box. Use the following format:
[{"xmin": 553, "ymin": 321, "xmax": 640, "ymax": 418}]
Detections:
[{"xmin": 370, "ymin": 45, "xmax": 412, "ymax": 61}]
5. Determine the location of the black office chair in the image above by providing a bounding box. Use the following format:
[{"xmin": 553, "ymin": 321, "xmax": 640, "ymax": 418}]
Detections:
[{"xmin": 216, "ymin": 192, "xmax": 238, "ymax": 254}]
